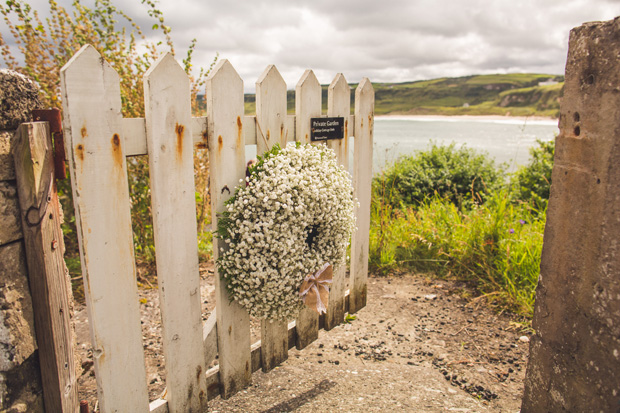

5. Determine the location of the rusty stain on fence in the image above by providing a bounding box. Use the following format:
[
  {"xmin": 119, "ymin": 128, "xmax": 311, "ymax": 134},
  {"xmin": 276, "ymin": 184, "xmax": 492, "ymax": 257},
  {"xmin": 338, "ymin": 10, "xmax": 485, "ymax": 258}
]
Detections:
[
  {"xmin": 175, "ymin": 123, "xmax": 185, "ymax": 160},
  {"xmin": 196, "ymin": 128, "xmax": 208, "ymax": 149},
  {"xmin": 111, "ymin": 134, "xmax": 123, "ymax": 168},
  {"xmin": 237, "ymin": 116, "xmax": 243, "ymax": 146},
  {"xmin": 81, "ymin": 126, "xmax": 88, "ymax": 139},
  {"xmin": 76, "ymin": 144, "xmax": 84, "ymax": 162}
]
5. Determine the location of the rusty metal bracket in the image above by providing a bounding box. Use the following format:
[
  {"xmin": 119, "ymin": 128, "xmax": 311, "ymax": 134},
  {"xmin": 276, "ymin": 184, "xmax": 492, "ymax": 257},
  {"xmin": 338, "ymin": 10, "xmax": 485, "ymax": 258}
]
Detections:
[{"xmin": 32, "ymin": 108, "xmax": 66, "ymax": 180}]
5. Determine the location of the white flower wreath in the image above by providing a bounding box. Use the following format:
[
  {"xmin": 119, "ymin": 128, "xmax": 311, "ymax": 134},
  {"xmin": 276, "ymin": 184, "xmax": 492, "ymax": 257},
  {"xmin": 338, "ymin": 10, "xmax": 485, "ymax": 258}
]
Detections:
[{"xmin": 216, "ymin": 142, "xmax": 357, "ymax": 320}]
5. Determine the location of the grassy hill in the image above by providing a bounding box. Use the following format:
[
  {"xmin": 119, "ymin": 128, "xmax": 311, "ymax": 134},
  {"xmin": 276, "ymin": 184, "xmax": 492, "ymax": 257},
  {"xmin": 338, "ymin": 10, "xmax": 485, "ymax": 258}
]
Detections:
[{"xmin": 238, "ymin": 73, "xmax": 563, "ymax": 118}]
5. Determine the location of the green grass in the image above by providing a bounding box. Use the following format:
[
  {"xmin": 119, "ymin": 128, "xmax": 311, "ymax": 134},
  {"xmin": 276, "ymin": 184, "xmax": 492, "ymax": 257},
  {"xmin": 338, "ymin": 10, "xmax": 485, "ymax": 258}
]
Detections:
[
  {"xmin": 369, "ymin": 191, "xmax": 545, "ymax": 316},
  {"xmin": 369, "ymin": 140, "xmax": 554, "ymax": 317},
  {"xmin": 239, "ymin": 72, "xmax": 564, "ymax": 117}
]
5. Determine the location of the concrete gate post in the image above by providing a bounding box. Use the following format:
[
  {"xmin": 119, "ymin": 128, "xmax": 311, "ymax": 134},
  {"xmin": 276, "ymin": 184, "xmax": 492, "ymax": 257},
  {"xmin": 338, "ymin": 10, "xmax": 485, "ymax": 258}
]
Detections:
[{"xmin": 522, "ymin": 17, "xmax": 620, "ymax": 412}]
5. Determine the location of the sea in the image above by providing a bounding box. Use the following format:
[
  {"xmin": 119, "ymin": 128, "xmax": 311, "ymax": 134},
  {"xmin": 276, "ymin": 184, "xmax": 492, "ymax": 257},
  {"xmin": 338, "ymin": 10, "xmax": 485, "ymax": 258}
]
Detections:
[
  {"xmin": 245, "ymin": 115, "xmax": 559, "ymax": 175},
  {"xmin": 370, "ymin": 116, "xmax": 559, "ymax": 173}
]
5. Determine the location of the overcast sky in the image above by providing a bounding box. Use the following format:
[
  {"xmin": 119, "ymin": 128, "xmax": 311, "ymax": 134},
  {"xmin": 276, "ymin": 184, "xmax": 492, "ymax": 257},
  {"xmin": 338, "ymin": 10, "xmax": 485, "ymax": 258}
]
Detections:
[{"xmin": 2, "ymin": 0, "xmax": 618, "ymax": 91}]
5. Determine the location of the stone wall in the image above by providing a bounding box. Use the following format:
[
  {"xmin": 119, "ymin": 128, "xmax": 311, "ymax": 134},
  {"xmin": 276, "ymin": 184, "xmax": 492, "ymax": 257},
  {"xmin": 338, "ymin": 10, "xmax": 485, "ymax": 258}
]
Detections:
[
  {"xmin": 522, "ymin": 17, "xmax": 620, "ymax": 412},
  {"xmin": 0, "ymin": 69, "xmax": 44, "ymax": 412}
]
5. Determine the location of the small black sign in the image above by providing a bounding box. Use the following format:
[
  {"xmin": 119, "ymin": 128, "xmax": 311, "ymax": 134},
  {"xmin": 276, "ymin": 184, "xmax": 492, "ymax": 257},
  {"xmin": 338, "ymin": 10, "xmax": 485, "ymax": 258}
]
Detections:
[{"xmin": 310, "ymin": 117, "xmax": 344, "ymax": 141}]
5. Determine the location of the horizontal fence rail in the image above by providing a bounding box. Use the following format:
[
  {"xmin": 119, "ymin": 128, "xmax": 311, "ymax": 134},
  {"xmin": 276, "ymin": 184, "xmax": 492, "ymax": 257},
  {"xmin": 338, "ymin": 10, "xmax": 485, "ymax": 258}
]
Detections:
[{"xmin": 60, "ymin": 44, "xmax": 373, "ymax": 413}]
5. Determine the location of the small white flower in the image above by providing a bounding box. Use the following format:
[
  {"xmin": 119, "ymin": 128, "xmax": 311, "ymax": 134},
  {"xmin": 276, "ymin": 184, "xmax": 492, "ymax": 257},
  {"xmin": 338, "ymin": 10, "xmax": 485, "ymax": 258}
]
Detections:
[{"xmin": 216, "ymin": 143, "xmax": 356, "ymax": 320}]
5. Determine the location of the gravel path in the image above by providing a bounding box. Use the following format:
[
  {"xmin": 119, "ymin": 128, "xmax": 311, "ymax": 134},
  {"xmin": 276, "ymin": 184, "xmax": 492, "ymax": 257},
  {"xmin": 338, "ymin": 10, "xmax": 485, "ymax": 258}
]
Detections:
[{"xmin": 75, "ymin": 266, "xmax": 530, "ymax": 412}]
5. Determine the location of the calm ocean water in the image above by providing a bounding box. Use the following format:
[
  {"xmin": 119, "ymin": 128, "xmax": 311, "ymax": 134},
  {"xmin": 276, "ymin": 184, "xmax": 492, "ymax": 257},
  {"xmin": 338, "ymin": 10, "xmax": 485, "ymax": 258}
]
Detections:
[
  {"xmin": 371, "ymin": 116, "xmax": 559, "ymax": 173},
  {"xmin": 245, "ymin": 116, "xmax": 559, "ymax": 175}
]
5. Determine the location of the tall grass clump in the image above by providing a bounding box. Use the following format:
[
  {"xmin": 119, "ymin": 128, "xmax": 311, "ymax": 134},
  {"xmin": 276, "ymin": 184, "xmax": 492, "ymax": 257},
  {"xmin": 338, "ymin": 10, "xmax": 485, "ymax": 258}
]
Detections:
[{"xmin": 370, "ymin": 141, "xmax": 554, "ymax": 317}]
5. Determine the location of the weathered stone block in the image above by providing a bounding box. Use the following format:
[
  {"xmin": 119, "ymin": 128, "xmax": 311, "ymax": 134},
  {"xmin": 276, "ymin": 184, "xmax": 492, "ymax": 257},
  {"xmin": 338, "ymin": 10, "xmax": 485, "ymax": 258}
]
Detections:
[
  {"xmin": 0, "ymin": 131, "xmax": 15, "ymax": 181},
  {"xmin": 0, "ymin": 69, "xmax": 44, "ymax": 413},
  {"xmin": 522, "ymin": 17, "xmax": 620, "ymax": 412},
  {"xmin": 0, "ymin": 242, "xmax": 36, "ymax": 371},
  {"xmin": 0, "ymin": 70, "xmax": 41, "ymax": 131},
  {"xmin": 0, "ymin": 352, "xmax": 43, "ymax": 413},
  {"xmin": 0, "ymin": 242, "xmax": 40, "ymax": 411},
  {"xmin": 0, "ymin": 182, "xmax": 22, "ymax": 247}
]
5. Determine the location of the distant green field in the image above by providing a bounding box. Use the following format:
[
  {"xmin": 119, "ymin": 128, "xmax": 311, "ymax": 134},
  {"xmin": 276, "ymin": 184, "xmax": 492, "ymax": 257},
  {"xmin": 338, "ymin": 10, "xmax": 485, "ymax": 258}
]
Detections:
[{"xmin": 238, "ymin": 73, "xmax": 564, "ymax": 118}]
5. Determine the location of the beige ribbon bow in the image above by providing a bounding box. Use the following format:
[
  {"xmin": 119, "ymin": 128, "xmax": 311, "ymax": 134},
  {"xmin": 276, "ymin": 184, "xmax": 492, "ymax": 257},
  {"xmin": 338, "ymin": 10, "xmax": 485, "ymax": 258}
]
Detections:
[{"xmin": 299, "ymin": 263, "xmax": 333, "ymax": 314}]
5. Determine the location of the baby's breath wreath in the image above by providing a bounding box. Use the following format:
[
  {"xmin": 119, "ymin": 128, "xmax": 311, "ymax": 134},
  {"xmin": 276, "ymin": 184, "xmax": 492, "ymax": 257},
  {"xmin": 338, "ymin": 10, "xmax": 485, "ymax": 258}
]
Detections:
[{"xmin": 216, "ymin": 142, "xmax": 356, "ymax": 320}]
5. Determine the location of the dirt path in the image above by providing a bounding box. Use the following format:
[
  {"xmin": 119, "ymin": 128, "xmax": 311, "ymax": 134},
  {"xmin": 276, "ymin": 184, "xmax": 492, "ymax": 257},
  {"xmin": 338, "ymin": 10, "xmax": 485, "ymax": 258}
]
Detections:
[{"xmin": 75, "ymin": 267, "xmax": 531, "ymax": 412}]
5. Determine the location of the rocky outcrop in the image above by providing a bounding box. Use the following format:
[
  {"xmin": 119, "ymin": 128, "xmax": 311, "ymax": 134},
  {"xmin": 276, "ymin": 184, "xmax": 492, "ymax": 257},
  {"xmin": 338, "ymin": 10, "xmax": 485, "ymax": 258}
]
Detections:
[{"xmin": 0, "ymin": 70, "xmax": 44, "ymax": 412}]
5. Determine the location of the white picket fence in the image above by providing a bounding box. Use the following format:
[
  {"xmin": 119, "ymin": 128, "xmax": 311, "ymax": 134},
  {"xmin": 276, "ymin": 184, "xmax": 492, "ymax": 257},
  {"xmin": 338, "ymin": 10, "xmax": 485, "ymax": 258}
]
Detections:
[{"xmin": 60, "ymin": 44, "xmax": 373, "ymax": 412}]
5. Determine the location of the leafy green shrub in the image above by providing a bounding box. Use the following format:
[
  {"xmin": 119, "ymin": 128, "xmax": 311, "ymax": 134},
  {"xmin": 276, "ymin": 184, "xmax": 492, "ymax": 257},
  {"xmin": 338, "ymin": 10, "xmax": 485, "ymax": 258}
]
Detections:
[
  {"xmin": 510, "ymin": 139, "xmax": 555, "ymax": 209},
  {"xmin": 373, "ymin": 143, "xmax": 504, "ymax": 210},
  {"xmin": 369, "ymin": 191, "xmax": 545, "ymax": 316}
]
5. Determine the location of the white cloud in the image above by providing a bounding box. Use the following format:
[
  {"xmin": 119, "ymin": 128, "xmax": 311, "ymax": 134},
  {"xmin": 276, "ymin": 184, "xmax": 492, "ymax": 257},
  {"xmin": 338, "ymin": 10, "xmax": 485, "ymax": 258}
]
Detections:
[{"xmin": 2, "ymin": 0, "xmax": 618, "ymax": 91}]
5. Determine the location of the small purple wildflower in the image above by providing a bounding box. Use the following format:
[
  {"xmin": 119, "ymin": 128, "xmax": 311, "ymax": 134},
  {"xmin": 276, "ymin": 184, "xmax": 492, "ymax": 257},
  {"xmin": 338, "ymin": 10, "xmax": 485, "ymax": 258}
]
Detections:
[
  {"xmin": 519, "ymin": 219, "xmax": 526, "ymax": 225},
  {"xmin": 509, "ymin": 228, "xmax": 515, "ymax": 234}
]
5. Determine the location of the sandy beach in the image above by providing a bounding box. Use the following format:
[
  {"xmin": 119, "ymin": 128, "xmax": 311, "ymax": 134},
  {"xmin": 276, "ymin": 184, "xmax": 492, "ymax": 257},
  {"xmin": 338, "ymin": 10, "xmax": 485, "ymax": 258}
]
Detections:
[{"xmin": 375, "ymin": 114, "xmax": 559, "ymax": 126}]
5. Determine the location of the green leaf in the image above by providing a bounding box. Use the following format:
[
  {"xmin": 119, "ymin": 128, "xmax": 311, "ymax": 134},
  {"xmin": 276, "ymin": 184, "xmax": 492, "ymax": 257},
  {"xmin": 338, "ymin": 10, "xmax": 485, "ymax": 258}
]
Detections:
[{"xmin": 343, "ymin": 313, "xmax": 357, "ymax": 324}]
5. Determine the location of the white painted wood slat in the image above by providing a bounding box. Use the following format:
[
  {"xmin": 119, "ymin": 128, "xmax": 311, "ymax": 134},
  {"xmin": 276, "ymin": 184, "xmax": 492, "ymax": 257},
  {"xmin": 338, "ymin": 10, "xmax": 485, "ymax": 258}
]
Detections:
[
  {"xmin": 286, "ymin": 115, "xmax": 296, "ymax": 142},
  {"xmin": 325, "ymin": 73, "xmax": 351, "ymax": 331},
  {"xmin": 60, "ymin": 45, "xmax": 149, "ymax": 412},
  {"xmin": 144, "ymin": 53, "xmax": 208, "ymax": 412},
  {"xmin": 327, "ymin": 74, "xmax": 351, "ymax": 170},
  {"xmin": 122, "ymin": 117, "xmax": 147, "ymax": 156},
  {"xmin": 202, "ymin": 311, "xmax": 218, "ymax": 365},
  {"xmin": 256, "ymin": 65, "xmax": 289, "ymax": 153},
  {"xmin": 255, "ymin": 64, "xmax": 290, "ymax": 372},
  {"xmin": 294, "ymin": 69, "xmax": 322, "ymax": 349},
  {"xmin": 120, "ymin": 114, "xmax": 289, "ymax": 157},
  {"xmin": 206, "ymin": 59, "xmax": 252, "ymax": 398},
  {"xmin": 244, "ymin": 115, "xmax": 257, "ymax": 145},
  {"xmin": 350, "ymin": 78, "xmax": 374, "ymax": 314}
]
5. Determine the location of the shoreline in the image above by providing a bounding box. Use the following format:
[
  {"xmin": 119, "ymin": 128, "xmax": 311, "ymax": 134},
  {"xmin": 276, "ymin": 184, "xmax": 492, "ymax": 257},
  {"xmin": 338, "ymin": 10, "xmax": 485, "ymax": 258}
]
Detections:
[{"xmin": 376, "ymin": 114, "xmax": 559, "ymax": 126}]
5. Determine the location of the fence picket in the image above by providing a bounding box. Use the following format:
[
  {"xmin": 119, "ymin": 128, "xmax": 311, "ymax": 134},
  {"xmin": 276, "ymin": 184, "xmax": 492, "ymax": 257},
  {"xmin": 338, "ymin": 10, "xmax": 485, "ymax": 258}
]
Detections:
[
  {"xmin": 60, "ymin": 45, "xmax": 149, "ymax": 412},
  {"xmin": 206, "ymin": 59, "xmax": 252, "ymax": 398},
  {"xmin": 203, "ymin": 311, "xmax": 218, "ymax": 365},
  {"xmin": 256, "ymin": 65, "xmax": 289, "ymax": 153},
  {"xmin": 350, "ymin": 78, "xmax": 374, "ymax": 313},
  {"xmin": 294, "ymin": 70, "xmax": 322, "ymax": 349},
  {"xmin": 144, "ymin": 53, "xmax": 208, "ymax": 412},
  {"xmin": 325, "ymin": 73, "xmax": 351, "ymax": 330},
  {"xmin": 59, "ymin": 45, "xmax": 371, "ymax": 407},
  {"xmin": 255, "ymin": 65, "xmax": 290, "ymax": 371},
  {"xmin": 326, "ymin": 74, "xmax": 351, "ymax": 170}
]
